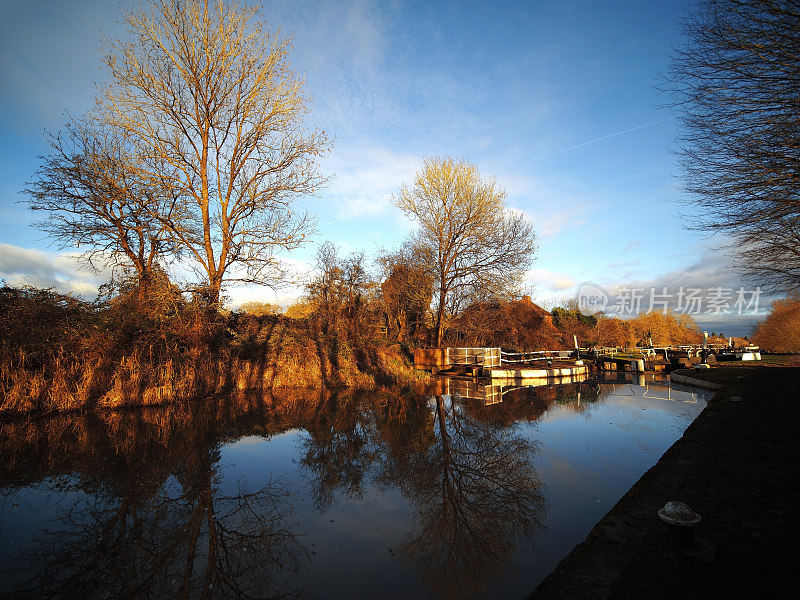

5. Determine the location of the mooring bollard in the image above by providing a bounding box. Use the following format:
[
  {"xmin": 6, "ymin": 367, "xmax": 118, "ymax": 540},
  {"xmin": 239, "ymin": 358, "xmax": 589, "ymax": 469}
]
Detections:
[
  {"xmin": 630, "ymin": 359, "xmax": 645, "ymax": 372},
  {"xmin": 658, "ymin": 501, "xmax": 702, "ymax": 545}
]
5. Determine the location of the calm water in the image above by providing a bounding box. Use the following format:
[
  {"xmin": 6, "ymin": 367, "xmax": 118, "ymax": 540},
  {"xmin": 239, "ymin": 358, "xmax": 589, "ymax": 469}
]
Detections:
[{"xmin": 0, "ymin": 373, "xmax": 708, "ymax": 600}]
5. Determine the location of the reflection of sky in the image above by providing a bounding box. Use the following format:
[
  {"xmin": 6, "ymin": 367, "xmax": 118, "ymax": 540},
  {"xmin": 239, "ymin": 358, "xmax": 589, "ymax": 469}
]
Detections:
[
  {"xmin": 0, "ymin": 381, "xmax": 708, "ymax": 600},
  {"xmin": 220, "ymin": 430, "xmax": 423, "ymax": 599},
  {"xmin": 213, "ymin": 382, "xmax": 709, "ymax": 600},
  {"xmin": 512, "ymin": 382, "xmax": 710, "ymax": 594}
]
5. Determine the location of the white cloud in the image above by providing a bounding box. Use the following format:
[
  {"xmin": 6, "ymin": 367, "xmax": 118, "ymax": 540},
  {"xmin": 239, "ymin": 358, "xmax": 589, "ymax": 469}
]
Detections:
[
  {"xmin": 526, "ymin": 267, "xmax": 578, "ymax": 296},
  {"xmin": 0, "ymin": 243, "xmax": 316, "ymax": 307},
  {"xmin": 226, "ymin": 284, "xmax": 304, "ymax": 309},
  {"xmin": 222, "ymin": 254, "xmax": 315, "ymax": 308},
  {"xmin": 551, "ymin": 277, "xmax": 576, "ymax": 291},
  {"xmin": 320, "ymin": 146, "xmax": 421, "ymax": 225},
  {"xmin": 535, "ymin": 206, "xmax": 588, "ymax": 239},
  {"xmin": 0, "ymin": 243, "xmax": 108, "ymax": 297}
]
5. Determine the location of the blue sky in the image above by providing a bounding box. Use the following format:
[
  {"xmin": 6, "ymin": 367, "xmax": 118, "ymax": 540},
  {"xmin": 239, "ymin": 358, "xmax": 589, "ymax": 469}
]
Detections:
[{"xmin": 0, "ymin": 0, "xmax": 764, "ymax": 335}]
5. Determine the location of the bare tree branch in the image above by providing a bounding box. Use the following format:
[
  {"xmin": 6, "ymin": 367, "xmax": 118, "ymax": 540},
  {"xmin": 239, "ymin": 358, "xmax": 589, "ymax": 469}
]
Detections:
[
  {"xmin": 98, "ymin": 0, "xmax": 331, "ymax": 304},
  {"xmin": 24, "ymin": 116, "xmax": 179, "ymax": 301},
  {"xmin": 668, "ymin": 0, "xmax": 800, "ymax": 294}
]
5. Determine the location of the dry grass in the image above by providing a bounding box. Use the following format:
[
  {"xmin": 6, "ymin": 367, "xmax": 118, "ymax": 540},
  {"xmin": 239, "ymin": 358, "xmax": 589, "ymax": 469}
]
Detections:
[{"xmin": 0, "ymin": 286, "xmax": 425, "ymax": 416}]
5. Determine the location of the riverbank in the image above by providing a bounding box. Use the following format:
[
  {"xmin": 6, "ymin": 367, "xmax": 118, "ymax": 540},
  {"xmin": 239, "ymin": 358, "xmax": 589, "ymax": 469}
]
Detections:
[
  {"xmin": 528, "ymin": 364, "xmax": 800, "ymax": 599},
  {"xmin": 0, "ymin": 286, "xmax": 426, "ymax": 415}
]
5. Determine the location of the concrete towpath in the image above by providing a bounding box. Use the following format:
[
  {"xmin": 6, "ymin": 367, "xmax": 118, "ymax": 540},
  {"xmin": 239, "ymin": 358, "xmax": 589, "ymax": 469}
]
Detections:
[{"xmin": 527, "ymin": 366, "xmax": 800, "ymax": 600}]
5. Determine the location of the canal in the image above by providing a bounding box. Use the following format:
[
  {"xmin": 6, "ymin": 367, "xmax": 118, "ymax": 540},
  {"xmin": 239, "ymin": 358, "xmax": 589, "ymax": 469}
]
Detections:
[{"xmin": 0, "ymin": 374, "xmax": 708, "ymax": 599}]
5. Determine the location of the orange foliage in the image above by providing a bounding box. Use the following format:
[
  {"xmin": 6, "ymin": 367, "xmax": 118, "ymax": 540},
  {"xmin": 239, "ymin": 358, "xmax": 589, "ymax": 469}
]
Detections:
[
  {"xmin": 453, "ymin": 296, "xmax": 562, "ymax": 350},
  {"xmin": 627, "ymin": 311, "xmax": 702, "ymax": 346},
  {"xmin": 752, "ymin": 298, "xmax": 800, "ymax": 352},
  {"xmin": 594, "ymin": 317, "xmax": 635, "ymax": 347}
]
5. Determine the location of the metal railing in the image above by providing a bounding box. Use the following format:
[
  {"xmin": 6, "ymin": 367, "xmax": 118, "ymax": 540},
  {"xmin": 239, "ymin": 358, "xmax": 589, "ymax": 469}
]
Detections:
[
  {"xmin": 446, "ymin": 347, "xmax": 501, "ymax": 368},
  {"xmin": 499, "ymin": 349, "xmax": 572, "ymax": 364}
]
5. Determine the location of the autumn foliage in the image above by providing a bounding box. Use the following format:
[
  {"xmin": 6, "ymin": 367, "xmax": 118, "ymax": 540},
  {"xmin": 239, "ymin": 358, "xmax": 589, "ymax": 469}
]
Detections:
[
  {"xmin": 453, "ymin": 296, "xmax": 560, "ymax": 349},
  {"xmin": 0, "ymin": 282, "xmax": 422, "ymax": 415},
  {"xmin": 752, "ymin": 298, "xmax": 800, "ymax": 352}
]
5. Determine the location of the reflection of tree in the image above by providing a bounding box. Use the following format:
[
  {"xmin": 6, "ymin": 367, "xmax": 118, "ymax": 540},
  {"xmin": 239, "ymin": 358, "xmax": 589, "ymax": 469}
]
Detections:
[
  {"xmin": 1, "ymin": 406, "xmax": 306, "ymax": 600},
  {"xmin": 298, "ymin": 393, "xmax": 378, "ymax": 512},
  {"xmin": 295, "ymin": 389, "xmax": 547, "ymax": 599},
  {"xmin": 381, "ymin": 395, "xmax": 547, "ymax": 600},
  {"xmin": 1, "ymin": 388, "xmax": 549, "ymax": 600},
  {"xmin": 168, "ymin": 448, "xmax": 306, "ymax": 600}
]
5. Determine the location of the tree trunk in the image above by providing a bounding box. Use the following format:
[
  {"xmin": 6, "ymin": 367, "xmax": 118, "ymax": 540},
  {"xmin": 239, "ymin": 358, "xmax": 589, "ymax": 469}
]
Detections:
[
  {"xmin": 137, "ymin": 271, "xmax": 150, "ymax": 304},
  {"xmin": 435, "ymin": 291, "xmax": 447, "ymax": 348},
  {"xmin": 201, "ymin": 265, "xmax": 222, "ymax": 307}
]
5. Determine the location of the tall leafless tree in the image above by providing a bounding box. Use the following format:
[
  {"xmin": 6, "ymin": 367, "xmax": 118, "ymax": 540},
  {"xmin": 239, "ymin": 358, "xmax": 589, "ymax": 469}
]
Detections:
[
  {"xmin": 394, "ymin": 157, "xmax": 537, "ymax": 346},
  {"xmin": 98, "ymin": 0, "xmax": 330, "ymax": 304},
  {"xmin": 305, "ymin": 242, "xmax": 375, "ymax": 347},
  {"xmin": 26, "ymin": 117, "xmax": 179, "ymax": 302},
  {"xmin": 669, "ymin": 0, "xmax": 800, "ymax": 294}
]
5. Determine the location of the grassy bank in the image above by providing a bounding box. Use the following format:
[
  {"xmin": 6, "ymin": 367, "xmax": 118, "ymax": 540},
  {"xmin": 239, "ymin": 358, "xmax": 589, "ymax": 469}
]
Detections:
[{"xmin": 0, "ymin": 286, "xmax": 427, "ymax": 416}]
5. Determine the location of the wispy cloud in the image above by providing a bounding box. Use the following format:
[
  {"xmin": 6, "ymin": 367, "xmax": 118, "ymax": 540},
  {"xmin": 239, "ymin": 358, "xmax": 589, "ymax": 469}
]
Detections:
[
  {"xmin": 536, "ymin": 206, "xmax": 589, "ymax": 239},
  {"xmin": 319, "ymin": 146, "xmax": 421, "ymax": 226},
  {"xmin": 622, "ymin": 240, "xmax": 641, "ymax": 254},
  {"xmin": 0, "ymin": 243, "xmax": 107, "ymax": 297},
  {"xmin": 527, "ymin": 268, "xmax": 577, "ymax": 295}
]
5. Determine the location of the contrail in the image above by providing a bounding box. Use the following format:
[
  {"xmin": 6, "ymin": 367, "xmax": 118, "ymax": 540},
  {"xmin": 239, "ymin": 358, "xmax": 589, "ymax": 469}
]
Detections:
[
  {"xmin": 319, "ymin": 115, "xmax": 675, "ymax": 228},
  {"xmin": 498, "ymin": 115, "xmax": 675, "ymax": 172},
  {"xmin": 319, "ymin": 214, "xmax": 351, "ymax": 228}
]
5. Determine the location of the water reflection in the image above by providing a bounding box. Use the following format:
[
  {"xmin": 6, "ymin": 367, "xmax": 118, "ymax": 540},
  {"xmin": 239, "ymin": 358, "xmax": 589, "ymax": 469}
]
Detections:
[
  {"xmin": 0, "ymin": 377, "xmax": 705, "ymax": 600},
  {"xmin": 390, "ymin": 395, "xmax": 545, "ymax": 599},
  {"xmin": 1, "ymin": 403, "xmax": 307, "ymax": 600},
  {"xmin": 444, "ymin": 374, "xmax": 593, "ymax": 407},
  {"xmin": 300, "ymin": 393, "xmax": 378, "ymax": 512}
]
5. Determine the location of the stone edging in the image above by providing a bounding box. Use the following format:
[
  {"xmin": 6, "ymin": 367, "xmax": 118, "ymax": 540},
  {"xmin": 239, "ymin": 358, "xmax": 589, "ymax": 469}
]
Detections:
[{"xmin": 668, "ymin": 372, "xmax": 724, "ymax": 390}]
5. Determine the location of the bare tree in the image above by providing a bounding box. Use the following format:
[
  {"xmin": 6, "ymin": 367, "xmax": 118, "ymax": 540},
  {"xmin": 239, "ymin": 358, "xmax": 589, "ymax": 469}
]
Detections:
[
  {"xmin": 306, "ymin": 242, "xmax": 375, "ymax": 345},
  {"xmin": 391, "ymin": 395, "xmax": 545, "ymax": 600},
  {"xmin": 377, "ymin": 244, "xmax": 434, "ymax": 343},
  {"xmin": 394, "ymin": 157, "xmax": 537, "ymax": 346},
  {"xmin": 0, "ymin": 413, "xmax": 307, "ymax": 600},
  {"xmin": 25, "ymin": 117, "xmax": 178, "ymax": 302},
  {"xmin": 98, "ymin": 0, "xmax": 330, "ymax": 304},
  {"xmin": 669, "ymin": 0, "xmax": 800, "ymax": 294}
]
